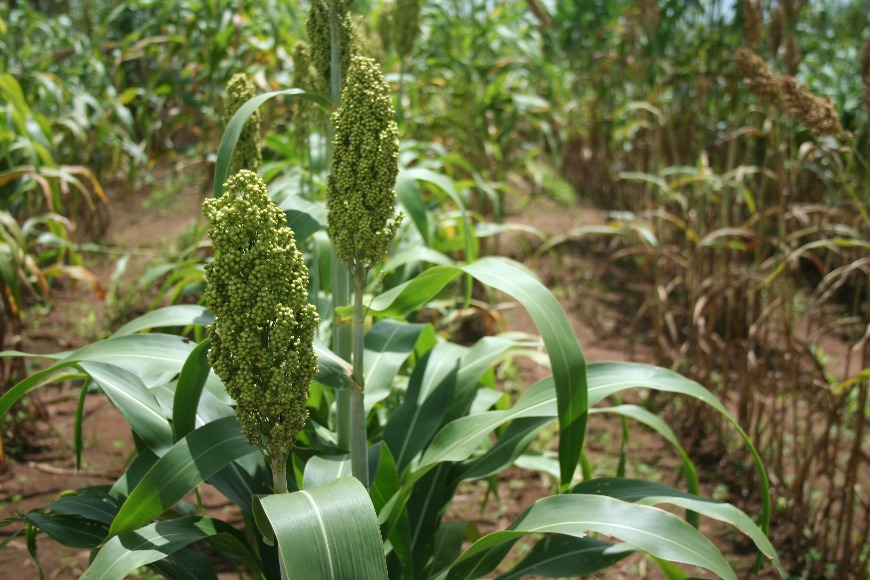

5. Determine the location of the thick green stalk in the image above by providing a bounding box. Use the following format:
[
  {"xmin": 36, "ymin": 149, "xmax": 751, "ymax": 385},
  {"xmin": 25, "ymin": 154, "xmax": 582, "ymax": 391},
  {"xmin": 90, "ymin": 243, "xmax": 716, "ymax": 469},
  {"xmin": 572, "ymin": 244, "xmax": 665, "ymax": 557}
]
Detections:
[
  {"xmin": 350, "ymin": 267, "xmax": 369, "ymax": 487},
  {"xmin": 271, "ymin": 452, "xmax": 289, "ymax": 494},
  {"xmin": 327, "ymin": 0, "xmax": 354, "ymax": 451},
  {"xmin": 272, "ymin": 454, "xmax": 289, "ymax": 580}
]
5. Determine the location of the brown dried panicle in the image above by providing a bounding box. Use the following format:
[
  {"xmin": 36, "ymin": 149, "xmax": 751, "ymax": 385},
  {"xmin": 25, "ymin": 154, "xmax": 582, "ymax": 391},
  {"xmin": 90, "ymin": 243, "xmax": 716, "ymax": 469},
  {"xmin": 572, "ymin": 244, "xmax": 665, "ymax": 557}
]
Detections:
[
  {"xmin": 736, "ymin": 48, "xmax": 845, "ymax": 138},
  {"xmin": 769, "ymin": 6, "xmax": 785, "ymax": 56},
  {"xmin": 743, "ymin": 0, "xmax": 762, "ymax": 49},
  {"xmin": 783, "ymin": 36, "xmax": 801, "ymax": 77}
]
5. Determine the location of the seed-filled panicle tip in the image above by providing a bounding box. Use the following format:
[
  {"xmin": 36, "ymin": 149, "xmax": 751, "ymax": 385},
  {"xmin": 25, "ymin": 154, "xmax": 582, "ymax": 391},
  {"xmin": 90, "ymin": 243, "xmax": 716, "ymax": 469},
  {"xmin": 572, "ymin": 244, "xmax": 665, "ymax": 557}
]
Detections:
[
  {"xmin": 327, "ymin": 55, "xmax": 402, "ymax": 270},
  {"xmin": 204, "ymin": 170, "xmax": 319, "ymax": 459}
]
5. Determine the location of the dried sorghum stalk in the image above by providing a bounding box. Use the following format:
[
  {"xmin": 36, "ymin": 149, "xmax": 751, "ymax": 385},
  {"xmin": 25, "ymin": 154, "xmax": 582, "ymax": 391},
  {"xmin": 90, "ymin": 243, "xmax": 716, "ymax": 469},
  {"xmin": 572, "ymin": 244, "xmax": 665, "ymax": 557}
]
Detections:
[
  {"xmin": 222, "ymin": 74, "xmax": 262, "ymax": 175},
  {"xmin": 327, "ymin": 55, "xmax": 401, "ymax": 272},
  {"xmin": 204, "ymin": 170, "xmax": 319, "ymax": 478},
  {"xmin": 736, "ymin": 48, "xmax": 844, "ymax": 138}
]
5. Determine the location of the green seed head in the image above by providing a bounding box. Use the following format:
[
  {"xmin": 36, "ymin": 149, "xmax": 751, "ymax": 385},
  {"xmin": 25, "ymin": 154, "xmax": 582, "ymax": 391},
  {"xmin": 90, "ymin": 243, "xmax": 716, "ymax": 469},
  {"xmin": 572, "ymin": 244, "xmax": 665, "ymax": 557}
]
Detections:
[
  {"xmin": 307, "ymin": 0, "xmax": 355, "ymax": 97},
  {"xmin": 327, "ymin": 55, "xmax": 402, "ymax": 270},
  {"xmin": 292, "ymin": 41, "xmax": 324, "ymax": 142},
  {"xmin": 222, "ymin": 73, "xmax": 262, "ymax": 175},
  {"xmin": 204, "ymin": 170, "xmax": 319, "ymax": 459},
  {"xmin": 378, "ymin": 3, "xmax": 395, "ymax": 55},
  {"xmin": 394, "ymin": 0, "xmax": 422, "ymax": 60}
]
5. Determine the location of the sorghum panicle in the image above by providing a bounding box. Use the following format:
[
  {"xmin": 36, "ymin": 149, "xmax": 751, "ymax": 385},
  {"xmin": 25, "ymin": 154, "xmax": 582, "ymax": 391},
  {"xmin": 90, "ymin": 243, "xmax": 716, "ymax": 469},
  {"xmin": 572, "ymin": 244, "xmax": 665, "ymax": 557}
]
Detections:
[
  {"xmin": 377, "ymin": 3, "xmax": 394, "ymax": 54},
  {"xmin": 394, "ymin": 0, "xmax": 422, "ymax": 60},
  {"xmin": 204, "ymin": 170, "xmax": 319, "ymax": 460},
  {"xmin": 307, "ymin": 0, "xmax": 355, "ymax": 96},
  {"xmin": 222, "ymin": 74, "xmax": 262, "ymax": 176},
  {"xmin": 736, "ymin": 48, "xmax": 844, "ymax": 138},
  {"xmin": 327, "ymin": 55, "xmax": 402, "ymax": 271},
  {"xmin": 292, "ymin": 41, "xmax": 323, "ymax": 142},
  {"xmin": 742, "ymin": 0, "xmax": 762, "ymax": 49},
  {"xmin": 769, "ymin": 6, "xmax": 785, "ymax": 56}
]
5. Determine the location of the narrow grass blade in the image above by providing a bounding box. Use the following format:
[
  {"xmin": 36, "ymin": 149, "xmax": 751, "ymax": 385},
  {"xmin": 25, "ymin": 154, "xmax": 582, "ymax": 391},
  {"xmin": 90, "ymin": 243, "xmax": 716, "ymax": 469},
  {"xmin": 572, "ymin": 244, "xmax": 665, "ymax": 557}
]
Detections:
[{"xmin": 172, "ymin": 338, "xmax": 211, "ymax": 441}]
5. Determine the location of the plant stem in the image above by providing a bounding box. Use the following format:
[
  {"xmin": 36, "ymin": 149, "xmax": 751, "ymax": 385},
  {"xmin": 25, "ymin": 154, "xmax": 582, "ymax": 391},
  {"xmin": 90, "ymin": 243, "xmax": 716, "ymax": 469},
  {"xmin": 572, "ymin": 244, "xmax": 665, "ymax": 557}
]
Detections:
[
  {"xmin": 327, "ymin": 0, "xmax": 354, "ymax": 451},
  {"xmin": 271, "ymin": 451, "xmax": 289, "ymax": 494},
  {"xmin": 270, "ymin": 451, "xmax": 290, "ymax": 580},
  {"xmin": 350, "ymin": 266, "xmax": 369, "ymax": 487}
]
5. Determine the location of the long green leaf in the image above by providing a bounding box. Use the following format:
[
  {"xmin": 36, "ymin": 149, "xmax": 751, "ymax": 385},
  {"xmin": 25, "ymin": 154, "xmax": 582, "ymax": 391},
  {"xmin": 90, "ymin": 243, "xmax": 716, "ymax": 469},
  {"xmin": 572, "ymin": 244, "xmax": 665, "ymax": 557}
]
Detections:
[
  {"xmin": 364, "ymin": 319, "xmax": 434, "ymax": 410},
  {"xmin": 172, "ymin": 338, "xmax": 212, "ymax": 441},
  {"xmin": 112, "ymin": 305, "xmax": 212, "ymax": 336},
  {"xmin": 497, "ymin": 536, "xmax": 635, "ymax": 579},
  {"xmin": 446, "ymin": 494, "xmax": 737, "ymax": 580},
  {"xmin": 83, "ymin": 516, "xmax": 249, "ymax": 580},
  {"xmin": 423, "ymin": 361, "xmax": 771, "ymax": 537},
  {"xmin": 254, "ymin": 476, "xmax": 388, "ymax": 580},
  {"xmin": 79, "ymin": 361, "xmax": 174, "ymax": 455},
  {"xmin": 360, "ymin": 257, "xmax": 586, "ymax": 489},
  {"xmin": 384, "ymin": 348, "xmax": 459, "ymax": 473},
  {"xmin": 584, "ymin": 362, "xmax": 772, "ymax": 535},
  {"xmin": 213, "ymin": 89, "xmax": 329, "ymax": 197},
  {"xmin": 571, "ymin": 478, "xmax": 784, "ymax": 575},
  {"xmin": 0, "ymin": 334, "xmax": 195, "ymax": 418},
  {"xmin": 24, "ymin": 513, "xmax": 107, "ymax": 549},
  {"xmin": 109, "ymin": 416, "xmax": 258, "ymax": 536}
]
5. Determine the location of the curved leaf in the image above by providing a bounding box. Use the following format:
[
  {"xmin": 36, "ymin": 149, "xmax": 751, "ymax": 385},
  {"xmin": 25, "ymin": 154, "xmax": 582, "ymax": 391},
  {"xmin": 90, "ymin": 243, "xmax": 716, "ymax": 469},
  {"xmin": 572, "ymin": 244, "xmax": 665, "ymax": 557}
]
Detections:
[
  {"xmin": 1, "ymin": 334, "xmax": 195, "ymax": 418},
  {"xmin": 214, "ymin": 89, "xmax": 329, "ymax": 197},
  {"xmin": 364, "ymin": 319, "xmax": 435, "ymax": 410},
  {"xmin": 79, "ymin": 361, "xmax": 174, "ymax": 455},
  {"xmin": 446, "ymin": 494, "xmax": 736, "ymax": 580},
  {"xmin": 254, "ymin": 476, "xmax": 388, "ymax": 580},
  {"xmin": 497, "ymin": 536, "xmax": 634, "ymax": 579},
  {"xmin": 83, "ymin": 516, "xmax": 251, "ymax": 580},
  {"xmin": 112, "ymin": 305, "xmax": 213, "ymax": 336},
  {"xmin": 360, "ymin": 257, "xmax": 586, "ymax": 489},
  {"xmin": 589, "ymin": 404, "xmax": 699, "ymax": 498},
  {"xmin": 109, "ymin": 416, "xmax": 259, "ymax": 536},
  {"xmin": 571, "ymin": 478, "xmax": 784, "ymax": 575},
  {"xmin": 172, "ymin": 338, "xmax": 212, "ymax": 441},
  {"xmin": 585, "ymin": 362, "xmax": 772, "ymax": 535}
]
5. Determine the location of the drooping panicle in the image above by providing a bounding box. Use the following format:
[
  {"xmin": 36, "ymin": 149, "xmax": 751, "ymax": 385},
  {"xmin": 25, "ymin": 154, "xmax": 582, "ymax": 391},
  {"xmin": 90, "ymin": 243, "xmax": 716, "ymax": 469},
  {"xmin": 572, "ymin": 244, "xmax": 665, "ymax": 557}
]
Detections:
[
  {"xmin": 222, "ymin": 74, "xmax": 262, "ymax": 175},
  {"xmin": 203, "ymin": 170, "xmax": 319, "ymax": 461},
  {"xmin": 736, "ymin": 48, "xmax": 844, "ymax": 138},
  {"xmin": 327, "ymin": 56, "xmax": 402, "ymax": 271}
]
